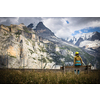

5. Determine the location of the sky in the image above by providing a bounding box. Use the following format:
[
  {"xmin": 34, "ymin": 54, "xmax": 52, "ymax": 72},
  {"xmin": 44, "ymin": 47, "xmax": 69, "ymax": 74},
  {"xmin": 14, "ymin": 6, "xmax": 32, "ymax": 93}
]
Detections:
[{"xmin": 0, "ymin": 17, "xmax": 100, "ymax": 40}]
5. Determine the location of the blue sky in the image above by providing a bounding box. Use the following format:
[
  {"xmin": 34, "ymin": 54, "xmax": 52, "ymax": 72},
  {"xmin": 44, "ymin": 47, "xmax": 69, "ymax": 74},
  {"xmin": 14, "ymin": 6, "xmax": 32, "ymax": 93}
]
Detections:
[
  {"xmin": 66, "ymin": 20, "xmax": 69, "ymax": 24},
  {"xmin": 72, "ymin": 27, "xmax": 100, "ymax": 36}
]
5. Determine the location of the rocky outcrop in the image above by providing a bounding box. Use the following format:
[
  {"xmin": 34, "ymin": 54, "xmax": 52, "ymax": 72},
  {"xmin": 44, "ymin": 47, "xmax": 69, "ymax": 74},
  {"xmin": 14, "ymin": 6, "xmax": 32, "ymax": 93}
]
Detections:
[
  {"xmin": 0, "ymin": 25, "xmax": 10, "ymax": 32},
  {"xmin": 27, "ymin": 23, "xmax": 34, "ymax": 29}
]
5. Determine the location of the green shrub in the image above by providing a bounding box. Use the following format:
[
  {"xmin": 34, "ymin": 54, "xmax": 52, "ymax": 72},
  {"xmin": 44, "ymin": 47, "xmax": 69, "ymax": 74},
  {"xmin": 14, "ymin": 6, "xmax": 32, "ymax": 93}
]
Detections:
[
  {"xmin": 9, "ymin": 55, "xmax": 16, "ymax": 58},
  {"xmin": 28, "ymin": 49, "xmax": 34, "ymax": 54},
  {"xmin": 42, "ymin": 58, "xmax": 47, "ymax": 63},
  {"xmin": 4, "ymin": 33, "xmax": 8, "ymax": 36},
  {"xmin": 41, "ymin": 47, "xmax": 47, "ymax": 52},
  {"xmin": 17, "ymin": 28, "xmax": 22, "ymax": 31},
  {"xmin": 38, "ymin": 57, "xmax": 47, "ymax": 63},
  {"xmin": 46, "ymin": 57, "xmax": 53, "ymax": 63},
  {"xmin": 15, "ymin": 32, "xmax": 21, "ymax": 35},
  {"xmin": 33, "ymin": 58, "xmax": 36, "ymax": 60},
  {"xmin": 7, "ymin": 26, "xmax": 11, "ymax": 28}
]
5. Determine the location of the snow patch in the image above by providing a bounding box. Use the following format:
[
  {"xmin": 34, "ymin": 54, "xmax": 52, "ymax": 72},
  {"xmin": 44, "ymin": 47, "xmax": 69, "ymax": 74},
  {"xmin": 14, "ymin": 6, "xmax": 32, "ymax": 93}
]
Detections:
[{"xmin": 79, "ymin": 40, "xmax": 100, "ymax": 48}]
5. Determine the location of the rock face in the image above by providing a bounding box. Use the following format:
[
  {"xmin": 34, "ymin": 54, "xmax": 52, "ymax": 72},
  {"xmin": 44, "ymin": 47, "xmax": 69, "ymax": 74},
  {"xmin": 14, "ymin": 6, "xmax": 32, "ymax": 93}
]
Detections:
[
  {"xmin": 75, "ymin": 37, "xmax": 84, "ymax": 46},
  {"xmin": 0, "ymin": 25, "xmax": 10, "ymax": 32},
  {"xmin": 0, "ymin": 23, "xmax": 56, "ymax": 69},
  {"xmin": 0, "ymin": 22, "xmax": 99, "ymax": 69},
  {"xmin": 27, "ymin": 23, "xmax": 34, "ymax": 29},
  {"xmin": 34, "ymin": 22, "xmax": 55, "ymax": 37},
  {"xmin": 69, "ymin": 39, "xmax": 74, "ymax": 44},
  {"xmin": 88, "ymin": 31, "xmax": 100, "ymax": 41}
]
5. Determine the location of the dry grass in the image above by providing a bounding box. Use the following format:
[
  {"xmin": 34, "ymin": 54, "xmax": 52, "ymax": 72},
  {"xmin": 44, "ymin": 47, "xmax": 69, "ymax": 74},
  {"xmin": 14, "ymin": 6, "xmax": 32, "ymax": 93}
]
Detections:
[{"xmin": 0, "ymin": 69, "xmax": 100, "ymax": 84}]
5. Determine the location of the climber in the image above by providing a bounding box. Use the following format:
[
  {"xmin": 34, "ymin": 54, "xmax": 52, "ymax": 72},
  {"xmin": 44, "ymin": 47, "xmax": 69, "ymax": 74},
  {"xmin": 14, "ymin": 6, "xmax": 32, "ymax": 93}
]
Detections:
[{"xmin": 74, "ymin": 52, "xmax": 83, "ymax": 74}]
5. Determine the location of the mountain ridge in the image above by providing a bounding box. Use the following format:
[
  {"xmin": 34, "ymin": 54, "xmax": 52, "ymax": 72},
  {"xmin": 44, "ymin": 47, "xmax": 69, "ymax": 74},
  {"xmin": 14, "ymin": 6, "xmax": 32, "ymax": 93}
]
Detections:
[{"xmin": 0, "ymin": 22, "xmax": 99, "ymax": 69}]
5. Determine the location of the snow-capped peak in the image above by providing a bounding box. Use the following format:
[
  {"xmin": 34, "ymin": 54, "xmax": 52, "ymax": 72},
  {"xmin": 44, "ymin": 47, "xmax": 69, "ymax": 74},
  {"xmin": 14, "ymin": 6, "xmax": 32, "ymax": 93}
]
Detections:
[
  {"xmin": 67, "ymin": 32, "xmax": 98, "ymax": 44},
  {"xmin": 80, "ymin": 32, "xmax": 96, "ymax": 40}
]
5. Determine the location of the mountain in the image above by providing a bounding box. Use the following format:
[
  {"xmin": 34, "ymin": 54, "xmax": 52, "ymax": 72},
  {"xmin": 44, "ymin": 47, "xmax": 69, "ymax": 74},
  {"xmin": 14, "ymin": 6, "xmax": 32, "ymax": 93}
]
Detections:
[
  {"xmin": 68, "ymin": 31, "xmax": 100, "ymax": 51},
  {"xmin": 75, "ymin": 37, "xmax": 84, "ymax": 46},
  {"xmin": 75, "ymin": 32, "xmax": 100, "ymax": 57},
  {"xmin": 34, "ymin": 22, "xmax": 55, "ymax": 37},
  {"xmin": 68, "ymin": 31, "xmax": 100, "ymax": 44},
  {"xmin": 34, "ymin": 22, "xmax": 77, "ymax": 47},
  {"xmin": 0, "ymin": 23, "xmax": 99, "ymax": 69},
  {"xmin": 88, "ymin": 31, "xmax": 100, "ymax": 41},
  {"xmin": 69, "ymin": 39, "xmax": 73, "ymax": 44},
  {"xmin": 27, "ymin": 23, "xmax": 34, "ymax": 29},
  {"xmin": 33, "ymin": 22, "xmax": 100, "ymax": 68}
]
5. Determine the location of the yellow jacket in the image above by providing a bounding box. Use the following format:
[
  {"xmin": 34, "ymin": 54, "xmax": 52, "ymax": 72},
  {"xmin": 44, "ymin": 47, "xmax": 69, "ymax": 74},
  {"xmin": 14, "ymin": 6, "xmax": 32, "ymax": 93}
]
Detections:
[{"xmin": 74, "ymin": 55, "xmax": 83, "ymax": 66}]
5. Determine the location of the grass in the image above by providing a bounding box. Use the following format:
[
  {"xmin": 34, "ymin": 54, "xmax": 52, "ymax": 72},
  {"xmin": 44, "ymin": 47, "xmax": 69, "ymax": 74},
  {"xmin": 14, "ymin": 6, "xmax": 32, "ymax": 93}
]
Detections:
[
  {"xmin": 0, "ymin": 69, "xmax": 100, "ymax": 84},
  {"xmin": 65, "ymin": 54, "xmax": 74, "ymax": 62},
  {"xmin": 59, "ymin": 47, "xmax": 66, "ymax": 50},
  {"xmin": 17, "ymin": 28, "xmax": 22, "ymax": 31},
  {"xmin": 8, "ymin": 55, "xmax": 16, "ymax": 58},
  {"xmin": 4, "ymin": 33, "xmax": 8, "ymax": 36},
  {"xmin": 41, "ymin": 47, "xmax": 47, "ymax": 52},
  {"xmin": 62, "ymin": 45, "xmax": 81, "ymax": 52},
  {"xmin": 32, "ymin": 42, "xmax": 35, "ymax": 46},
  {"xmin": 15, "ymin": 32, "xmax": 21, "ymax": 35},
  {"xmin": 23, "ymin": 27, "xmax": 31, "ymax": 33},
  {"xmin": 25, "ymin": 40, "xmax": 29, "ymax": 45},
  {"xmin": 7, "ymin": 26, "xmax": 11, "ymax": 28}
]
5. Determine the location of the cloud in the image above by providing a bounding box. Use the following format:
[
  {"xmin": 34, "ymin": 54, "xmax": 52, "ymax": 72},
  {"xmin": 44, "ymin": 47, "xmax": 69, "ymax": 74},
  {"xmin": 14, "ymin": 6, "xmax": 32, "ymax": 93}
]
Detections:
[
  {"xmin": 0, "ymin": 17, "xmax": 100, "ymax": 39},
  {"xmin": 42, "ymin": 17, "xmax": 100, "ymax": 39},
  {"xmin": 18, "ymin": 17, "xmax": 42, "ymax": 26},
  {"xmin": 0, "ymin": 17, "xmax": 42, "ymax": 26},
  {"xmin": 67, "ymin": 17, "xmax": 100, "ymax": 33},
  {"xmin": 0, "ymin": 17, "xmax": 19, "ymax": 26},
  {"xmin": 42, "ymin": 17, "xmax": 71, "ymax": 38}
]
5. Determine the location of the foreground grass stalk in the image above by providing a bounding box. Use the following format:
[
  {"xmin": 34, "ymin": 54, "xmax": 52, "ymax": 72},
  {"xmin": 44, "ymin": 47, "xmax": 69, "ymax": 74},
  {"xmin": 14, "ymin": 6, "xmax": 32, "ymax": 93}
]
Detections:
[{"xmin": 0, "ymin": 69, "xmax": 100, "ymax": 84}]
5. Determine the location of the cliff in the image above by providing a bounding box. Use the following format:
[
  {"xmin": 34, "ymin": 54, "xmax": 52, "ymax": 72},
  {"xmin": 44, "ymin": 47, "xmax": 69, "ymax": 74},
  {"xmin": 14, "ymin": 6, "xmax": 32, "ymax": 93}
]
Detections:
[{"xmin": 0, "ymin": 24, "xmax": 55, "ymax": 69}]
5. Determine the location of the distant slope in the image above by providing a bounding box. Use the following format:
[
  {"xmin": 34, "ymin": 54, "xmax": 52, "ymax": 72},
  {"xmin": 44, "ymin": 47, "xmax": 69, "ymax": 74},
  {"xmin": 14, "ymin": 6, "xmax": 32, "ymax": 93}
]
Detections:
[{"xmin": 33, "ymin": 22, "xmax": 99, "ymax": 67}]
